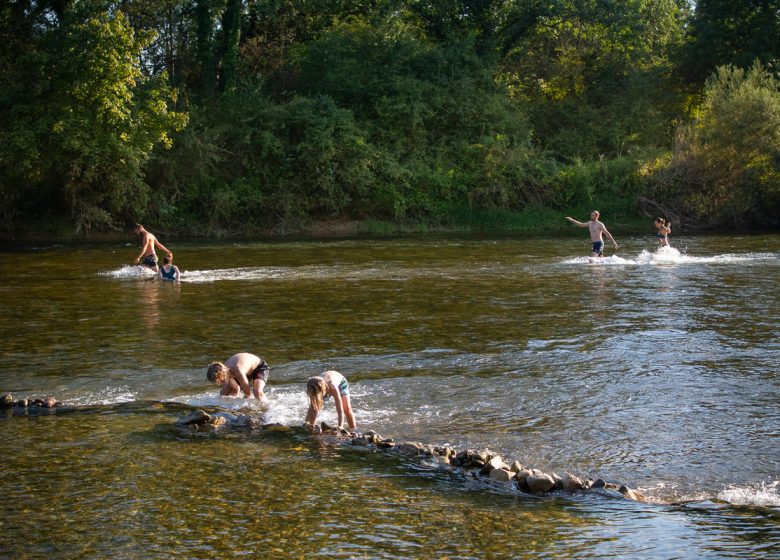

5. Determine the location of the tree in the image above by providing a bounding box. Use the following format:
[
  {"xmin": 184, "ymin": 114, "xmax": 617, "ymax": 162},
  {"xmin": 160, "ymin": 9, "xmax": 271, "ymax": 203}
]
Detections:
[
  {"xmin": 0, "ymin": 8, "xmax": 186, "ymax": 233},
  {"xmin": 654, "ymin": 63, "xmax": 780, "ymax": 227},
  {"xmin": 679, "ymin": 0, "xmax": 780, "ymax": 87}
]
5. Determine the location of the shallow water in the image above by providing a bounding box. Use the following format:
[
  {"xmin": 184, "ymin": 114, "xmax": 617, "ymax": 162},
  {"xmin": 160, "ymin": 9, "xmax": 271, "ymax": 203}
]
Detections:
[{"xmin": 1, "ymin": 233, "xmax": 778, "ymax": 558}]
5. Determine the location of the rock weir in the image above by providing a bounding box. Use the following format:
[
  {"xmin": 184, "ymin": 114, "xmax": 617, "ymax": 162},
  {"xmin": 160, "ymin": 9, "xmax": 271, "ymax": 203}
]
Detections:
[
  {"xmin": 1, "ymin": 393, "xmax": 60, "ymax": 411},
  {"xmin": 175, "ymin": 409, "xmax": 648, "ymax": 503}
]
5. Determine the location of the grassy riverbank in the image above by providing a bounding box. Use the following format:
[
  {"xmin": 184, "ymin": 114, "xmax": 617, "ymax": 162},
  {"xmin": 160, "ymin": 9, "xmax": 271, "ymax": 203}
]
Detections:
[{"xmin": 1, "ymin": 198, "xmax": 650, "ymax": 244}]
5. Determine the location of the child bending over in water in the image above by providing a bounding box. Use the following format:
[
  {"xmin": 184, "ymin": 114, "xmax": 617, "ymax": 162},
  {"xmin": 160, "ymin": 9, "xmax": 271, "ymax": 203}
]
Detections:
[
  {"xmin": 654, "ymin": 218, "xmax": 671, "ymax": 247},
  {"xmin": 206, "ymin": 352, "xmax": 269, "ymax": 401},
  {"xmin": 305, "ymin": 370, "xmax": 356, "ymax": 431}
]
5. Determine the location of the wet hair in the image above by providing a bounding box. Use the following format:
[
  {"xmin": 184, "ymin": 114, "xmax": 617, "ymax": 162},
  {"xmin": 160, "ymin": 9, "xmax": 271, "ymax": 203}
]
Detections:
[
  {"xmin": 206, "ymin": 362, "xmax": 229, "ymax": 385},
  {"xmin": 655, "ymin": 217, "xmax": 670, "ymax": 227},
  {"xmin": 306, "ymin": 377, "xmax": 326, "ymax": 411},
  {"xmin": 163, "ymin": 255, "xmax": 172, "ymax": 265}
]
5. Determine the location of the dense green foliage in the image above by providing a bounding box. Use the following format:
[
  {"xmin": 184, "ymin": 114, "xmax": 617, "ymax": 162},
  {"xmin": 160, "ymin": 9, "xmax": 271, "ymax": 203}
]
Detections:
[{"xmin": 1, "ymin": 0, "xmax": 778, "ymax": 236}]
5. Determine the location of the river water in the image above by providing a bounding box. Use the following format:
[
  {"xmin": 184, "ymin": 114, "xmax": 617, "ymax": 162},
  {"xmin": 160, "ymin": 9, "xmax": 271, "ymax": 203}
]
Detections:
[{"xmin": 1, "ymin": 233, "xmax": 778, "ymax": 558}]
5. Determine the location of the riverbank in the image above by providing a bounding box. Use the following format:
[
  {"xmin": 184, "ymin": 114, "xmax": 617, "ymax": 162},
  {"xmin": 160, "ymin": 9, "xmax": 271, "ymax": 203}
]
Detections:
[{"xmin": 0, "ymin": 200, "xmax": 657, "ymax": 244}]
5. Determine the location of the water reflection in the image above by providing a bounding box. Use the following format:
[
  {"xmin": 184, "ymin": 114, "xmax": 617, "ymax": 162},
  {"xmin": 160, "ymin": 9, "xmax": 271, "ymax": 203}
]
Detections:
[{"xmin": 0, "ymin": 235, "xmax": 778, "ymax": 558}]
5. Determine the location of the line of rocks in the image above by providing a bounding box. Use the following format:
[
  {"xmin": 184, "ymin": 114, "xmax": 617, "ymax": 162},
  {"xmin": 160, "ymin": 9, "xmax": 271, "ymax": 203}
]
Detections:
[
  {"xmin": 349, "ymin": 429, "xmax": 646, "ymax": 502},
  {"xmin": 1, "ymin": 393, "xmax": 59, "ymax": 409},
  {"xmin": 175, "ymin": 409, "xmax": 646, "ymax": 502}
]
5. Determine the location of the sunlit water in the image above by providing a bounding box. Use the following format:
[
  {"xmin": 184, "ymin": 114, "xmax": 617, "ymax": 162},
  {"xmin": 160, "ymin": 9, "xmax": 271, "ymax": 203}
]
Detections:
[{"xmin": 1, "ymin": 233, "xmax": 778, "ymax": 558}]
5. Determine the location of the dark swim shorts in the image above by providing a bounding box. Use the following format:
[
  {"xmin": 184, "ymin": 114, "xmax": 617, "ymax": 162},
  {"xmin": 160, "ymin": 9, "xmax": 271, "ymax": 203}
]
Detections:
[
  {"xmin": 142, "ymin": 254, "xmax": 158, "ymax": 267},
  {"xmin": 591, "ymin": 241, "xmax": 604, "ymax": 256},
  {"xmin": 248, "ymin": 360, "xmax": 269, "ymax": 383}
]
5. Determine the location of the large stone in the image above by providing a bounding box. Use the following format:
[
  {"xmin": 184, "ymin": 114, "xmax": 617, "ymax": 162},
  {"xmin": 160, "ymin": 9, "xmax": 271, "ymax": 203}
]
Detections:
[
  {"xmin": 619, "ymin": 485, "xmax": 645, "ymax": 501},
  {"xmin": 396, "ymin": 442, "xmax": 423, "ymax": 456},
  {"xmin": 489, "ymin": 468, "xmax": 516, "ymax": 483},
  {"xmin": 515, "ymin": 468, "xmax": 533, "ymax": 482},
  {"xmin": 481, "ymin": 455, "xmax": 508, "ymax": 475},
  {"xmin": 526, "ymin": 470, "xmax": 556, "ymax": 493},
  {"xmin": 561, "ymin": 472, "xmax": 584, "ymax": 491},
  {"xmin": 176, "ymin": 410, "xmax": 211, "ymax": 426}
]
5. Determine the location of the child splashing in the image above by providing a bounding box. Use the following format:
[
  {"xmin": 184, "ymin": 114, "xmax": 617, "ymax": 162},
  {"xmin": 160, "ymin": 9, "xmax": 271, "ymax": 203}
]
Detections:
[{"xmin": 654, "ymin": 218, "xmax": 672, "ymax": 248}]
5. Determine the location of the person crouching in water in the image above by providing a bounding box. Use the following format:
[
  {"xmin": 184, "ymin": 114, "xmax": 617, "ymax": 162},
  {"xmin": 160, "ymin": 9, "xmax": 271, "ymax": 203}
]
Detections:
[
  {"xmin": 305, "ymin": 370, "xmax": 356, "ymax": 431},
  {"xmin": 158, "ymin": 255, "xmax": 181, "ymax": 282},
  {"xmin": 206, "ymin": 353, "xmax": 269, "ymax": 401}
]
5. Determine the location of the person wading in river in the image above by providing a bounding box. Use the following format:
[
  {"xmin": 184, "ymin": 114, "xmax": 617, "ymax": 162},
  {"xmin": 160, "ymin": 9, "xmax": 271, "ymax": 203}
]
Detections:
[
  {"xmin": 565, "ymin": 210, "xmax": 619, "ymax": 257},
  {"xmin": 654, "ymin": 217, "xmax": 672, "ymax": 248},
  {"xmin": 134, "ymin": 223, "xmax": 173, "ymax": 273}
]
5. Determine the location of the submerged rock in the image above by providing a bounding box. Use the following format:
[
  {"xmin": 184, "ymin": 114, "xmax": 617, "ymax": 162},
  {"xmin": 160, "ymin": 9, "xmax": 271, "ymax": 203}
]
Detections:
[{"xmin": 176, "ymin": 410, "xmax": 212, "ymax": 426}]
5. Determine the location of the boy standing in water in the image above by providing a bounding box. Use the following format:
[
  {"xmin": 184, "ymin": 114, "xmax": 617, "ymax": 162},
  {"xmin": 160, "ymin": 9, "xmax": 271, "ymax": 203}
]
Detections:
[
  {"xmin": 305, "ymin": 370, "xmax": 356, "ymax": 431},
  {"xmin": 565, "ymin": 211, "xmax": 619, "ymax": 257},
  {"xmin": 206, "ymin": 353, "xmax": 270, "ymax": 401},
  {"xmin": 134, "ymin": 223, "xmax": 173, "ymax": 273}
]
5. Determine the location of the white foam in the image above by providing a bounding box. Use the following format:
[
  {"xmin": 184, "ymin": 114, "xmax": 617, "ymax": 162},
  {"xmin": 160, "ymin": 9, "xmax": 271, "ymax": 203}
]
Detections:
[
  {"xmin": 67, "ymin": 386, "xmax": 137, "ymax": 406},
  {"xmin": 563, "ymin": 249, "xmax": 776, "ymax": 266},
  {"xmin": 717, "ymin": 481, "xmax": 780, "ymax": 507},
  {"xmin": 99, "ymin": 265, "xmax": 157, "ymax": 279}
]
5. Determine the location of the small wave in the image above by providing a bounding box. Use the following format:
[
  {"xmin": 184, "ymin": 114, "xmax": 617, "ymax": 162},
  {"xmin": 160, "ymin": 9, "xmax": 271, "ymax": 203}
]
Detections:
[
  {"xmin": 562, "ymin": 249, "xmax": 776, "ymax": 266},
  {"xmin": 99, "ymin": 265, "xmax": 157, "ymax": 279},
  {"xmin": 717, "ymin": 481, "xmax": 780, "ymax": 507},
  {"xmin": 66, "ymin": 386, "xmax": 137, "ymax": 406}
]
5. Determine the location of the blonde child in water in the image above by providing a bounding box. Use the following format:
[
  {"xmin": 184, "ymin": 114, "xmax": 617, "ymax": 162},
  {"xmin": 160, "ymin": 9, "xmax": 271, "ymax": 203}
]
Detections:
[{"xmin": 305, "ymin": 370, "xmax": 356, "ymax": 431}]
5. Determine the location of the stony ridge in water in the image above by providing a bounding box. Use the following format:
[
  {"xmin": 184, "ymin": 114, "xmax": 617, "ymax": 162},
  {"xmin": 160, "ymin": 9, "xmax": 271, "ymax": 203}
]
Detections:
[{"xmin": 174, "ymin": 408, "xmax": 648, "ymax": 503}]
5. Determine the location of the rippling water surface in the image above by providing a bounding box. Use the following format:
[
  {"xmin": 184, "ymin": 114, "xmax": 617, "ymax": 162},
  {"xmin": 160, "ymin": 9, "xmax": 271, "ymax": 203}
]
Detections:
[{"xmin": 1, "ymin": 233, "xmax": 778, "ymax": 558}]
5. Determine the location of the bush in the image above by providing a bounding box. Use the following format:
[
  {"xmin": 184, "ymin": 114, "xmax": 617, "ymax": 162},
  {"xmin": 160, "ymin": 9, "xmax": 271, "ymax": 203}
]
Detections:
[{"xmin": 651, "ymin": 62, "xmax": 780, "ymax": 227}]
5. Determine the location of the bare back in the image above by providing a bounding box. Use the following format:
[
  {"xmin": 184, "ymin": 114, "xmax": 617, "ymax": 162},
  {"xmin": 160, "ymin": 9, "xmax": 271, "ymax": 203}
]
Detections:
[
  {"xmin": 140, "ymin": 232, "xmax": 157, "ymax": 258},
  {"xmin": 321, "ymin": 370, "xmax": 345, "ymax": 391},
  {"xmin": 225, "ymin": 353, "xmax": 262, "ymax": 377}
]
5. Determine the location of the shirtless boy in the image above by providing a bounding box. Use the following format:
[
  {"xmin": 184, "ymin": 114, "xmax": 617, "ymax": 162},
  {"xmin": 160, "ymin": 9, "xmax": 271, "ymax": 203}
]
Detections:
[
  {"xmin": 206, "ymin": 353, "xmax": 269, "ymax": 401},
  {"xmin": 134, "ymin": 224, "xmax": 172, "ymax": 273},
  {"xmin": 565, "ymin": 211, "xmax": 619, "ymax": 257}
]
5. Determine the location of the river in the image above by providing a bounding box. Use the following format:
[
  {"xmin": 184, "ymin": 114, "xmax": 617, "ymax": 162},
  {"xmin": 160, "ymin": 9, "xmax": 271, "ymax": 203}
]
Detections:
[{"xmin": 1, "ymin": 233, "xmax": 778, "ymax": 558}]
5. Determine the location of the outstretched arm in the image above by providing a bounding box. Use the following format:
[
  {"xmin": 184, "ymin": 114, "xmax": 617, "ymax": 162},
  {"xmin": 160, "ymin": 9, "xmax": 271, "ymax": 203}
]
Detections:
[
  {"xmin": 565, "ymin": 217, "xmax": 588, "ymax": 227},
  {"xmin": 154, "ymin": 238, "xmax": 173, "ymax": 256}
]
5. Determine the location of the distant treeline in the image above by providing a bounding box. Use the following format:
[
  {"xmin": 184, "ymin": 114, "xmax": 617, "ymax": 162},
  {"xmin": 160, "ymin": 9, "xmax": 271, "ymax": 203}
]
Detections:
[{"xmin": 1, "ymin": 0, "xmax": 778, "ymax": 236}]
